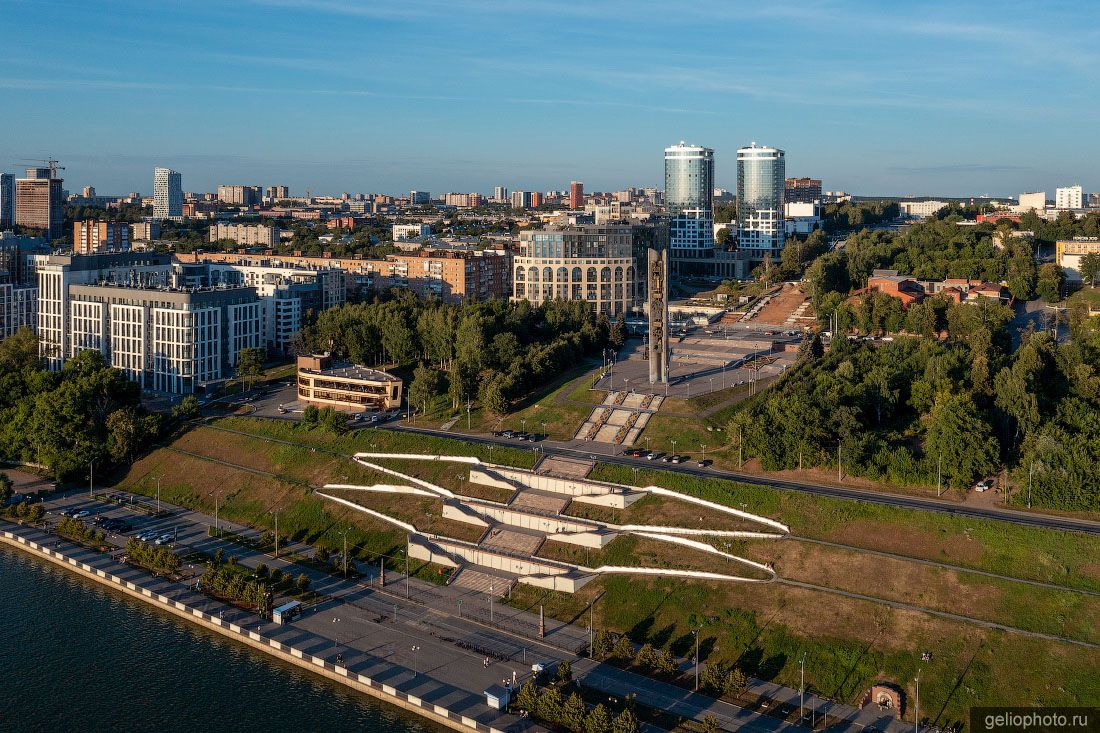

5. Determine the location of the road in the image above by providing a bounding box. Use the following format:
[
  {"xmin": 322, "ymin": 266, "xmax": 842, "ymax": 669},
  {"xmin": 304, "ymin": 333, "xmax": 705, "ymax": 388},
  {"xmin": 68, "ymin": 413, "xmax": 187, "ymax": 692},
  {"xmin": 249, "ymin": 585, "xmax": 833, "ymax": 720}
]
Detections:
[{"xmin": 377, "ymin": 424, "xmax": 1100, "ymax": 536}]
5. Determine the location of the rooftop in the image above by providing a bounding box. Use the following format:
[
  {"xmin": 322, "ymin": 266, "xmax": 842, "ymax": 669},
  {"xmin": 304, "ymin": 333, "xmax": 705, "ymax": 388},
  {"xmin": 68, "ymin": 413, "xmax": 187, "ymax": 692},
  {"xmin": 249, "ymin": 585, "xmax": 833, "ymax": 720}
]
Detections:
[{"xmin": 300, "ymin": 361, "xmax": 401, "ymax": 382}]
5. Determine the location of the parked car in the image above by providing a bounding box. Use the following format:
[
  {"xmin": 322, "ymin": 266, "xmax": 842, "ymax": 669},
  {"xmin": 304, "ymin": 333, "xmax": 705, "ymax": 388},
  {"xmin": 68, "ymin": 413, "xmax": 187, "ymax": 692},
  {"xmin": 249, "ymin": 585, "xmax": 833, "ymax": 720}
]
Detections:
[
  {"xmin": 154, "ymin": 533, "xmax": 175, "ymax": 545},
  {"xmin": 71, "ymin": 509, "xmax": 91, "ymax": 519},
  {"xmin": 697, "ymin": 459, "xmax": 712, "ymax": 468},
  {"xmin": 671, "ymin": 455, "xmax": 686, "ymax": 464},
  {"xmin": 646, "ymin": 452, "xmax": 664, "ymax": 461},
  {"xmin": 973, "ymin": 479, "xmax": 993, "ymax": 493}
]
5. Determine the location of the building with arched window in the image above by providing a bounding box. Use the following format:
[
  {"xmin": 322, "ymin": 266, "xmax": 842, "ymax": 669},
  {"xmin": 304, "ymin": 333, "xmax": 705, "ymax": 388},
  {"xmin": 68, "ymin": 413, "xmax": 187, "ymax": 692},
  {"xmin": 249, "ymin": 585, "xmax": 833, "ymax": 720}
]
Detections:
[{"xmin": 512, "ymin": 224, "xmax": 640, "ymax": 315}]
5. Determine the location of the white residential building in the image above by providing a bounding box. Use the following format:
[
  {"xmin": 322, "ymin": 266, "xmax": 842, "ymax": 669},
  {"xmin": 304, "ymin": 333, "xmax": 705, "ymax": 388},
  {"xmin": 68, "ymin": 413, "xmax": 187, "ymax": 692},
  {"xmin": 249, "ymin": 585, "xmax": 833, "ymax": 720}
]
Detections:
[
  {"xmin": 392, "ymin": 223, "xmax": 431, "ymax": 241},
  {"xmin": 1055, "ymin": 185, "xmax": 1083, "ymax": 210},
  {"xmin": 898, "ymin": 200, "xmax": 948, "ymax": 218}
]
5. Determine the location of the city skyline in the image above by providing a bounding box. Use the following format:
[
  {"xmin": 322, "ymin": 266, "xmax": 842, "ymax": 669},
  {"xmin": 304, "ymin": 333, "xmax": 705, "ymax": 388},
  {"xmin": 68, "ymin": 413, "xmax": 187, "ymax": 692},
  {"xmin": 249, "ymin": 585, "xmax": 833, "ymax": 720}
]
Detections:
[{"xmin": 2, "ymin": 0, "xmax": 1098, "ymax": 196}]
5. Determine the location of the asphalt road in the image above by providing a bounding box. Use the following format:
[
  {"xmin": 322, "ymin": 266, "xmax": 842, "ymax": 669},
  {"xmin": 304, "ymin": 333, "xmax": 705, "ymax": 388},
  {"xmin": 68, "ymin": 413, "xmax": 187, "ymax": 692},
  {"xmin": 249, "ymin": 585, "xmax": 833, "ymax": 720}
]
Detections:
[{"xmin": 379, "ymin": 424, "xmax": 1100, "ymax": 536}]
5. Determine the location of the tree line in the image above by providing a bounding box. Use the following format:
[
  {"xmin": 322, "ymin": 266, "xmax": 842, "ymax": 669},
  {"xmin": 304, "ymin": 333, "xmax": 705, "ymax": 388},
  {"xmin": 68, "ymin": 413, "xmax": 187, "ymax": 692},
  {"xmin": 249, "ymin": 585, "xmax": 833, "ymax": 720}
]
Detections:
[
  {"xmin": 730, "ymin": 323, "xmax": 1100, "ymax": 508},
  {"xmin": 0, "ymin": 329, "xmax": 164, "ymax": 481},
  {"xmin": 303, "ymin": 292, "xmax": 620, "ymax": 416}
]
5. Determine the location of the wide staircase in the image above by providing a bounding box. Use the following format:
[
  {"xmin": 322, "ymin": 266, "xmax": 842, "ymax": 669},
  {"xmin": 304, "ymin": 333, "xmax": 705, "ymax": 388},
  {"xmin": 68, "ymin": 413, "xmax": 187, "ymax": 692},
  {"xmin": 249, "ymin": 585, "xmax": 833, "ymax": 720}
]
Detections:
[{"xmin": 449, "ymin": 567, "xmax": 515, "ymax": 597}]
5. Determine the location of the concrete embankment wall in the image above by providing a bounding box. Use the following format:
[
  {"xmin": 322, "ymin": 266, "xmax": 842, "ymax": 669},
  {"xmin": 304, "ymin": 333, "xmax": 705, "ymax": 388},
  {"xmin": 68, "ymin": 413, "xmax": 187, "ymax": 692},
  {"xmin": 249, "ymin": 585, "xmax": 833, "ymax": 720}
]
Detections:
[{"xmin": 0, "ymin": 528, "xmax": 504, "ymax": 733}]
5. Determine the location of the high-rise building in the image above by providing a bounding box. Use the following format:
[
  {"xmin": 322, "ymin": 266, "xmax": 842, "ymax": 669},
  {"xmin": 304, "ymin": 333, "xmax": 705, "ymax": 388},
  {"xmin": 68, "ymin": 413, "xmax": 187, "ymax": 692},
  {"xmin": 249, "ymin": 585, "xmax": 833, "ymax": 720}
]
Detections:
[
  {"xmin": 153, "ymin": 167, "xmax": 183, "ymax": 221},
  {"xmin": 15, "ymin": 167, "xmax": 64, "ymax": 240},
  {"xmin": 664, "ymin": 142, "xmax": 715, "ymax": 272},
  {"xmin": 784, "ymin": 177, "xmax": 822, "ymax": 204},
  {"xmin": 569, "ymin": 181, "xmax": 584, "ymax": 210},
  {"xmin": 1017, "ymin": 192, "xmax": 1046, "ymax": 211},
  {"xmin": 0, "ymin": 173, "xmax": 13, "ymax": 229},
  {"xmin": 81, "ymin": 186, "xmax": 96, "ymax": 199},
  {"xmin": 530, "ymin": 192, "xmax": 543, "ymax": 208},
  {"xmin": 73, "ymin": 221, "xmax": 131, "ymax": 255},
  {"xmin": 737, "ymin": 144, "xmax": 786, "ymax": 261},
  {"xmin": 1090, "ymin": 193, "xmax": 1100, "ymax": 209},
  {"xmin": 15, "ymin": 167, "xmax": 63, "ymax": 238},
  {"xmin": 1055, "ymin": 185, "xmax": 1083, "ymax": 210},
  {"xmin": 510, "ymin": 191, "xmax": 531, "ymax": 209},
  {"xmin": 494, "ymin": 186, "xmax": 508, "ymax": 202},
  {"xmin": 266, "ymin": 185, "xmax": 289, "ymax": 200},
  {"xmin": 409, "ymin": 190, "xmax": 431, "ymax": 205}
]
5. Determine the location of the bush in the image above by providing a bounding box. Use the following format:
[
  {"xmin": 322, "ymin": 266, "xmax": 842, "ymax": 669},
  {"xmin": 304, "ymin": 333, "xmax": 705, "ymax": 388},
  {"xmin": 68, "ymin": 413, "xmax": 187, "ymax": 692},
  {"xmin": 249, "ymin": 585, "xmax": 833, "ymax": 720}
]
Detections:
[{"xmin": 295, "ymin": 573, "xmax": 311, "ymax": 594}]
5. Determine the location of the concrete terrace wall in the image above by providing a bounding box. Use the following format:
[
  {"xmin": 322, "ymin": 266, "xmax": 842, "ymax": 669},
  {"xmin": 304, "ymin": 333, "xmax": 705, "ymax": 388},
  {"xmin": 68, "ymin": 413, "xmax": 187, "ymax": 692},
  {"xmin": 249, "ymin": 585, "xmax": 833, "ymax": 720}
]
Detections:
[
  {"xmin": 471, "ymin": 468, "xmax": 643, "ymax": 509},
  {"xmin": 0, "ymin": 528, "xmax": 504, "ymax": 733}
]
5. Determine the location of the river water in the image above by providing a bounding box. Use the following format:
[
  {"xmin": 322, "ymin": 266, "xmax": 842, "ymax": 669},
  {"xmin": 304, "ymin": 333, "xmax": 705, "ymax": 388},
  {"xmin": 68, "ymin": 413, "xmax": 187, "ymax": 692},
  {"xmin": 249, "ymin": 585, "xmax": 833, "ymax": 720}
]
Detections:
[{"xmin": 0, "ymin": 546, "xmax": 436, "ymax": 732}]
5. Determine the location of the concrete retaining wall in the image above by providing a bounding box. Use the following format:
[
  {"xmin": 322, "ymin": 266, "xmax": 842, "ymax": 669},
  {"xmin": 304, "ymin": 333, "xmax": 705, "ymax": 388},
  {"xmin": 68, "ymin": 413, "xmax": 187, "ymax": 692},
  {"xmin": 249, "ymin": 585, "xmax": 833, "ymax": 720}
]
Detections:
[{"xmin": 0, "ymin": 527, "xmax": 504, "ymax": 733}]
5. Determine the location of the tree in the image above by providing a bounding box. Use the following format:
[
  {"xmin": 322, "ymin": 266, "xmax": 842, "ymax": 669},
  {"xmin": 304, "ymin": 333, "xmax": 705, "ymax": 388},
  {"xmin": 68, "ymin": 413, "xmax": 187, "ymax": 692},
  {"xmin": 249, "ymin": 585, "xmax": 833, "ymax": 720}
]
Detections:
[
  {"xmin": 237, "ymin": 347, "xmax": 266, "ymax": 392},
  {"xmin": 318, "ymin": 406, "xmax": 348, "ymax": 434},
  {"xmin": 612, "ymin": 709, "xmax": 640, "ymax": 733},
  {"xmin": 612, "ymin": 634, "xmax": 634, "ymax": 660},
  {"xmin": 0, "ymin": 472, "xmax": 12, "ymax": 503},
  {"xmin": 925, "ymin": 393, "xmax": 1000, "ymax": 489},
  {"xmin": 172, "ymin": 394, "xmax": 201, "ymax": 420},
  {"xmin": 715, "ymin": 227, "xmax": 733, "ymax": 247},
  {"xmin": 538, "ymin": 686, "xmax": 564, "ymax": 724},
  {"xmin": 408, "ymin": 364, "xmax": 442, "ymax": 415},
  {"xmin": 634, "ymin": 643, "xmax": 657, "ymax": 669},
  {"xmin": 478, "ymin": 374, "xmax": 509, "ymax": 416},
  {"xmin": 610, "ymin": 313, "xmax": 626, "ymax": 351},
  {"xmin": 557, "ymin": 659, "xmax": 573, "ymax": 683},
  {"xmin": 0, "ymin": 328, "xmax": 40, "ymax": 372},
  {"xmin": 295, "ymin": 573, "xmax": 311, "ymax": 594},
  {"xmin": 1079, "ymin": 252, "xmax": 1100, "ymax": 287},
  {"xmin": 1036, "ymin": 263, "xmax": 1065, "ymax": 303},
  {"xmin": 302, "ymin": 404, "xmax": 320, "ymax": 426},
  {"xmin": 561, "ymin": 693, "xmax": 587, "ymax": 732},
  {"xmin": 515, "ymin": 680, "xmax": 538, "ymax": 712},
  {"xmin": 585, "ymin": 704, "xmax": 612, "ymax": 733},
  {"xmin": 701, "ymin": 715, "xmax": 722, "ymax": 733}
]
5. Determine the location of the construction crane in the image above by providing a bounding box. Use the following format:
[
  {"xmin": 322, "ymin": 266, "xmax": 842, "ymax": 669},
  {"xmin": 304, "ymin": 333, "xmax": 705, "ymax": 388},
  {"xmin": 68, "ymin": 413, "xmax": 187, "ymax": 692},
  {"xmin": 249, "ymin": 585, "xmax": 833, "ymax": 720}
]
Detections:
[{"xmin": 17, "ymin": 158, "xmax": 65, "ymax": 178}]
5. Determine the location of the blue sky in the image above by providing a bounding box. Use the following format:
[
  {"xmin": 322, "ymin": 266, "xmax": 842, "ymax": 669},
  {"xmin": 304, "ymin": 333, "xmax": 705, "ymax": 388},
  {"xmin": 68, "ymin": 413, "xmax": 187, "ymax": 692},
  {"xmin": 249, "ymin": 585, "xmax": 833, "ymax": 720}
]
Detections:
[{"xmin": 2, "ymin": 0, "xmax": 1097, "ymax": 197}]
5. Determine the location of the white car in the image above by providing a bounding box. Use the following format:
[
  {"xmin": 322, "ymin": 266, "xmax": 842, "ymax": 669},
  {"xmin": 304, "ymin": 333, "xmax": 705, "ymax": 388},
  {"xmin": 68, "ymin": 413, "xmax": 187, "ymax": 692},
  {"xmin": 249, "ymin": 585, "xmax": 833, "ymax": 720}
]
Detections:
[{"xmin": 973, "ymin": 479, "xmax": 993, "ymax": 493}]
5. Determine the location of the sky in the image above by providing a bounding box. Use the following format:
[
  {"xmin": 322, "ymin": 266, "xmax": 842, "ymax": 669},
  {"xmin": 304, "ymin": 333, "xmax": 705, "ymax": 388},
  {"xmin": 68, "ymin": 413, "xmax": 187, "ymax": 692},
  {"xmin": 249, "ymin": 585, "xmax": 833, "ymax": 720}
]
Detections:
[{"xmin": 1, "ymin": 0, "xmax": 1097, "ymax": 198}]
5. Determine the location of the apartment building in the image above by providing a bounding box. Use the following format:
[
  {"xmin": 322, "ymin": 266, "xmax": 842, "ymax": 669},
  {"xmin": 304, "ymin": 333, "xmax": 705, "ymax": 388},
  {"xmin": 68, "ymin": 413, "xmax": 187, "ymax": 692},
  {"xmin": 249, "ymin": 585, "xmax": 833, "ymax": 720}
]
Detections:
[
  {"xmin": 131, "ymin": 220, "xmax": 162, "ymax": 242},
  {"xmin": 512, "ymin": 223, "xmax": 637, "ymax": 316},
  {"xmin": 393, "ymin": 223, "xmax": 431, "ymax": 241},
  {"xmin": 210, "ymin": 222, "xmax": 282, "ymax": 246},
  {"xmin": 74, "ymin": 220, "xmax": 131, "ymax": 255},
  {"xmin": 217, "ymin": 185, "xmax": 262, "ymax": 206},
  {"xmin": 1056, "ymin": 238, "xmax": 1100, "ymax": 283},
  {"xmin": 36, "ymin": 252, "xmax": 263, "ymax": 392},
  {"xmin": 387, "ymin": 249, "xmax": 511, "ymax": 303},
  {"xmin": 784, "ymin": 177, "xmax": 822, "ymax": 204}
]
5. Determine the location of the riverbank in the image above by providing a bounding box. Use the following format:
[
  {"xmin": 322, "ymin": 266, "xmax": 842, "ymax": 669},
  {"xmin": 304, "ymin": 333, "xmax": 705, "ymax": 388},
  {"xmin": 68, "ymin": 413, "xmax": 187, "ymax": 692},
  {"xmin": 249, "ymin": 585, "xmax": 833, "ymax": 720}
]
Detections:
[{"xmin": 0, "ymin": 522, "xmax": 512, "ymax": 733}]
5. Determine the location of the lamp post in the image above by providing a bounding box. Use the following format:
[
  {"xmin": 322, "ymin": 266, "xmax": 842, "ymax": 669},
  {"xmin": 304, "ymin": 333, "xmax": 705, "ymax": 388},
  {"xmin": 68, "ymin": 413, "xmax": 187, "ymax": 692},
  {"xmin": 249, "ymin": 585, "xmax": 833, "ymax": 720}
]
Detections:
[
  {"xmin": 488, "ymin": 444, "xmax": 494, "ymax": 464},
  {"xmin": 341, "ymin": 527, "xmax": 350, "ymax": 578},
  {"xmin": 157, "ymin": 476, "xmax": 161, "ymax": 514},
  {"xmin": 671, "ymin": 439, "xmax": 677, "ymax": 459},
  {"xmin": 700, "ymin": 444, "xmax": 706, "ymax": 464},
  {"xmin": 270, "ymin": 510, "xmax": 279, "ymax": 558},
  {"xmin": 88, "ymin": 461, "xmax": 94, "ymax": 499},
  {"xmin": 914, "ymin": 668, "xmax": 921, "ymax": 733},
  {"xmin": 692, "ymin": 628, "xmax": 701, "ymax": 691},
  {"xmin": 412, "ymin": 645, "xmax": 421, "ymax": 675},
  {"xmin": 800, "ymin": 652, "xmax": 807, "ymax": 721},
  {"xmin": 489, "ymin": 583, "xmax": 495, "ymax": 623},
  {"xmin": 207, "ymin": 488, "xmax": 221, "ymax": 533}
]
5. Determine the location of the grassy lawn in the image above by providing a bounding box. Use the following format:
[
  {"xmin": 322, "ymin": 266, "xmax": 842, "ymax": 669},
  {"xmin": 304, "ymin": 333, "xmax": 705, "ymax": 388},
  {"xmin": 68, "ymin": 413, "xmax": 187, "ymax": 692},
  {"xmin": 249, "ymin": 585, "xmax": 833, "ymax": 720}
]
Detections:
[
  {"xmin": 589, "ymin": 463, "xmax": 1100, "ymax": 593},
  {"xmin": 116, "ymin": 417, "xmax": 536, "ymax": 570},
  {"xmin": 509, "ymin": 574, "xmax": 1100, "ymax": 730}
]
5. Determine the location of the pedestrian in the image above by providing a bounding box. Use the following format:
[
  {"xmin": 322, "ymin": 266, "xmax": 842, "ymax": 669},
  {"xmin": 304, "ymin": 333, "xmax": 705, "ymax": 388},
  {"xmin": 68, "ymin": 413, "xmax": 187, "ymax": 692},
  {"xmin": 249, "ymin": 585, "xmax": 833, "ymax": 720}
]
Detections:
[{"xmin": 483, "ymin": 657, "xmax": 490, "ymax": 668}]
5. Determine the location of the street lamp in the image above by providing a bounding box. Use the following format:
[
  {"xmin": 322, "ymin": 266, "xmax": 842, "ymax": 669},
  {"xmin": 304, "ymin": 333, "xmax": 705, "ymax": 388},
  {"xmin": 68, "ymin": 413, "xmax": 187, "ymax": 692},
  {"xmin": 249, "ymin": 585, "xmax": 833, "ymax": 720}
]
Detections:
[
  {"xmin": 692, "ymin": 628, "xmax": 701, "ymax": 691},
  {"xmin": 269, "ymin": 509, "xmax": 280, "ymax": 558},
  {"xmin": 411, "ymin": 645, "xmax": 421, "ymax": 675},
  {"xmin": 700, "ymin": 444, "xmax": 706, "ymax": 463},
  {"xmin": 207, "ymin": 488, "xmax": 221, "ymax": 533},
  {"xmin": 489, "ymin": 583, "xmax": 495, "ymax": 623},
  {"xmin": 800, "ymin": 652, "xmax": 807, "ymax": 721},
  {"xmin": 914, "ymin": 668, "xmax": 921, "ymax": 733}
]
